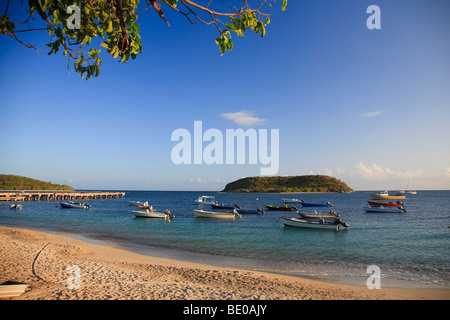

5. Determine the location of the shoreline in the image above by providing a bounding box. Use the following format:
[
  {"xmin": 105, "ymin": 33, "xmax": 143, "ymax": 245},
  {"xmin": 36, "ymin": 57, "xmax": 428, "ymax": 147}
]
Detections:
[{"xmin": 1, "ymin": 226, "xmax": 449, "ymax": 300}]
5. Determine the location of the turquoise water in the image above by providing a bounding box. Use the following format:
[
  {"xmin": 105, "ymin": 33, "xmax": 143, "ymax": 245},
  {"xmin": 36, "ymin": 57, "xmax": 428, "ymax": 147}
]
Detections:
[{"xmin": 1, "ymin": 190, "xmax": 449, "ymax": 288}]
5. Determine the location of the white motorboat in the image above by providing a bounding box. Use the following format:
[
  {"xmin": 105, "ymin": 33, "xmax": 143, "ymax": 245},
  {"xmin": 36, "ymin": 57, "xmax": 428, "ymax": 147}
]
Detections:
[
  {"xmin": 133, "ymin": 209, "xmax": 174, "ymax": 220},
  {"xmin": 129, "ymin": 201, "xmax": 148, "ymax": 206},
  {"xmin": 194, "ymin": 195, "xmax": 216, "ymax": 205},
  {"xmin": 193, "ymin": 209, "xmax": 241, "ymax": 220},
  {"xmin": 10, "ymin": 204, "xmax": 23, "ymax": 210},
  {"xmin": 280, "ymin": 217, "xmax": 348, "ymax": 231},
  {"xmin": 281, "ymin": 216, "xmax": 348, "ymax": 230},
  {"xmin": 364, "ymin": 205, "xmax": 407, "ymax": 213},
  {"xmin": 281, "ymin": 198, "xmax": 304, "ymax": 204}
]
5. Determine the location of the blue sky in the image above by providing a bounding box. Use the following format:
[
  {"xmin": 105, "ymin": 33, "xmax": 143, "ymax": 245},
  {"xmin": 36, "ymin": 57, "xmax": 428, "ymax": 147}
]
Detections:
[{"xmin": 1, "ymin": 0, "xmax": 449, "ymax": 191}]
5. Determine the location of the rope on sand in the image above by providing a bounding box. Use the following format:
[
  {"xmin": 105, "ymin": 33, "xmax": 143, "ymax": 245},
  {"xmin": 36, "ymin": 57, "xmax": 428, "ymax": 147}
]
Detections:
[{"xmin": 31, "ymin": 242, "xmax": 50, "ymax": 281}]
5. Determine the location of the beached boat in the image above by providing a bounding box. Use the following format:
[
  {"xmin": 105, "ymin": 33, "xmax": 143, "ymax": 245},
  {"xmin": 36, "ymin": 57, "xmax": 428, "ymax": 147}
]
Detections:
[
  {"xmin": 280, "ymin": 217, "xmax": 349, "ymax": 230},
  {"xmin": 133, "ymin": 209, "xmax": 174, "ymax": 220},
  {"xmin": 10, "ymin": 204, "xmax": 23, "ymax": 210},
  {"xmin": 265, "ymin": 204, "xmax": 297, "ymax": 211},
  {"xmin": 364, "ymin": 205, "xmax": 407, "ymax": 213},
  {"xmin": 300, "ymin": 201, "xmax": 333, "ymax": 207},
  {"xmin": 60, "ymin": 201, "xmax": 91, "ymax": 209},
  {"xmin": 0, "ymin": 283, "xmax": 28, "ymax": 298},
  {"xmin": 211, "ymin": 203, "xmax": 240, "ymax": 210},
  {"xmin": 129, "ymin": 201, "xmax": 148, "ymax": 206},
  {"xmin": 193, "ymin": 209, "xmax": 241, "ymax": 220},
  {"xmin": 236, "ymin": 208, "xmax": 265, "ymax": 215},
  {"xmin": 297, "ymin": 210, "xmax": 337, "ymax": 220},
  {"xmin": 194, "ymin": 195, "xmax": 216, "ymax": 205},
  {"xmin": 367, "ymin": 200, "xmax": 404, "ymax": 207},
  {"xmin": 370, "ymin": 191, "xmax": 405, "ymax": 200}
]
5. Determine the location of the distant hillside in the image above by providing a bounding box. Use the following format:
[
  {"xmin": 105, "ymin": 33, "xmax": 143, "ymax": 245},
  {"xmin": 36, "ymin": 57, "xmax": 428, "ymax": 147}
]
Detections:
[
  {"xmin": 0, "ymin": 174, "xmax": 74, "ymax": 191},
  {"xmin": 222, "ymin": 175, "xmax": 353, "ymax": 193}
]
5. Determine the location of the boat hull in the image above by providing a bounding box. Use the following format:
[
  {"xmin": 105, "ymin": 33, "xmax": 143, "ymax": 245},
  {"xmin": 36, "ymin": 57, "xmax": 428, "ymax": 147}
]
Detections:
[
  {"xmin": 133, "ymin": 210, "xmax": 169, "ymax": 219},
  {"xmin": 367, "ymin": 201, "xmax": 403, "ymax": 207},
  {"xmin": 60, "ymin": 202, "xmax": 90, "ymax": 209},
  {"xmin": 236, "ymin": 209, "xmax": 264, "ymax": 214},
  {"xmin": 281, "ymin": 217, "xmax": 342, "ymax": 230},
  {"xmin": 265, "ymin": 205, "xmax": 297, "ymax": 211},
  {"xmin": 193, "ymin": 209, "xmax": 239, "ymax": 220},
  {"xmin": 364, "ymin": 206, "xmax": 407, "ymax": 213},
  {"xmin": 370, "ymin": 195, "xmax": 405, "ymax": 200},
  {"xmin": 300, "ymin": 202, "xmax": 333, "ymax": 207}
]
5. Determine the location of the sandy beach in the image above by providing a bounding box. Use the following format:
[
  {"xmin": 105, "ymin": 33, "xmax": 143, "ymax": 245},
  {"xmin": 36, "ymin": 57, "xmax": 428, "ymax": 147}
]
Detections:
[{"xmin": 0, "ymin": 226, "xmax": 448, "ymax": 300}]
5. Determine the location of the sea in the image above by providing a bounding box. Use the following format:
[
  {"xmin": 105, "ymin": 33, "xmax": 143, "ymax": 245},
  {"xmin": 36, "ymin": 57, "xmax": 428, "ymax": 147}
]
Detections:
[{"xmin": 1, "ymin": 190, "xmax": 449, "ymax": 289}]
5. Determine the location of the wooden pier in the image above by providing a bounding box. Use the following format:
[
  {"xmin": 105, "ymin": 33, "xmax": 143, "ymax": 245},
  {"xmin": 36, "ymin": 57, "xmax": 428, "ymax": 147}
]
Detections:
[{"xmin": 0, "ymin": 191, "xmax": 125, "ymax": 202}]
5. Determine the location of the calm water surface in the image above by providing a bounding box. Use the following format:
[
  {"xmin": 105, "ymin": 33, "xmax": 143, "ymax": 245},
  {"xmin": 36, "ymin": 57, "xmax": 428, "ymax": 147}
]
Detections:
[{"xmin": 1, "ymin": 190, "xmax": 449, "ymax": 288}]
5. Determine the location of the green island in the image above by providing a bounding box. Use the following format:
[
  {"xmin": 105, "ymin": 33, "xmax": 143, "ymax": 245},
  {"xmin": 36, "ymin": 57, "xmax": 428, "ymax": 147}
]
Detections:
[
  {"xmin": 0, "ymin": 174, "xmax": 74, "ymax": 191},
  {"xmin": 222, "ymin": 175, "xmax": 353, "ymax": 193}
]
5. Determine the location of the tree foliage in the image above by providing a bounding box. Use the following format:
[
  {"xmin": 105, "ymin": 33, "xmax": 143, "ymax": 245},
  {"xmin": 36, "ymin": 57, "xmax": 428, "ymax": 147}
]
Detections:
[
  {"xmin": 0, "ymin": 174, "xmax": 74, "ymax": 191},
  {"xmin": 222, "ymin": 175, "xmax": 354, "ymax": 193},
  {"xmin": 1, "ymin": 0, "xmax": 287, "ymax": 80}
]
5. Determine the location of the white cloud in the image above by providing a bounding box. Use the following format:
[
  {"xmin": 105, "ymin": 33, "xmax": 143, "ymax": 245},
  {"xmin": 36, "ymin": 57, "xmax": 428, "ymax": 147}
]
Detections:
[
  {"xmin": 353, "ymin": 162, "xmax": 423, "ymax": 181},
  {"xmin": 444, "ymin": 167, "xmax": 450, "ymax": 179},
  {"xmin": 188, "ymin": 177, "xmax": 207, "ymax": 184},
  {"xmin": 221, "ymin": 110, "xmax": 267, "ymax": 126},
  {"xmin": 361, "ymin": 110, "xmax": 384, "ymax": 117}
]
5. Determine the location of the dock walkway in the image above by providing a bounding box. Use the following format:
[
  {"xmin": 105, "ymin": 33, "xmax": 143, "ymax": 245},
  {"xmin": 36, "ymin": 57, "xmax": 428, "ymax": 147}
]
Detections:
[{"xmin": 0, "ymin": 191, "xmax": 125, "ymax": 202}]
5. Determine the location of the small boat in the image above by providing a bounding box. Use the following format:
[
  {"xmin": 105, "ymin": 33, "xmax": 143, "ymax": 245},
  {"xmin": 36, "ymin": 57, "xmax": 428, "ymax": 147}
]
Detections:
[
  {"xmin": 236, "ymin": 208, "xmax": 265, "ymax": 215},
  {"xmin": 364, "ymin": 205, "xmax": 407, "ymax": 213},
  {"xmin": 211, "ymin": 203, "xmax": 240, "ymax": 210},
  {"xmin": 300, "ymin": 201, "xmax": 333, "ymax": 207},
  {"xmin": 370, "ymin": 191, "xmax": 405, "ymax": 200},
  {"xmin": 280, "ymin": 216, "xmax": 349, "ymax": 230},
  {"xmin": 367, "ymin": 200, "xmax": 404, "ymax": 207},
  {"xmin": 133, "ymin": 209, "xmax": 174, "ymax": 220},
  {"xmin": 281, "ymin": 198, "xmax": 304, "ymax": 204},
  {"xmin": 60, "ymin": 201, "xmax": 91, "ymax": 209},
  {"xmin": 265, "ymin": 204, "xmax": 298, "ymax": 211},
  {"xmin": 194, "ymin": 195, "xmax": 216, "ymax": 205},
  {"xmin": 0, "ymin": 283, "xmax": 28, "ymax": 298},
  {"xmin": 298, "ymin": 210, "xmax": 337, "ymax": 220},
  {"xmin": 10, "ymin": 204, "xmax": 23, "ymax": 210},
  {"xmin": 193, "ymin": 209, "xmax": 242, "ymax": 220},
  {"xmin": 129, "ymin": 201, "xmax": 148, "ymax": 206}
]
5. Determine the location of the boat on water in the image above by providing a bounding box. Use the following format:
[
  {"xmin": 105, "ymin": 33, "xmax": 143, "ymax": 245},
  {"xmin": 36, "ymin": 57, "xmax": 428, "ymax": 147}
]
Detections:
[
  {"xmin": 281, "ymin": 198, "xmax": 304, "ymax": 204},
  {"xmin": 364, "ymin": 205, "xmax": 407, "ymax": 213},
  {"xmin": 297, "ymin": 210, "xmax": 337, "ymax": 220},
  {"xmin": 194, "ymin": 195, "xmax": 216, "ymax": 205},
  {"xmin": 370, "ymin": 190, "xmax": 405, "ymax": 200},
  {"xmin": 300, "ymin": 201, "xmax": 333, "ymax": 207},
  {"xmin": 193, "ymin": 209, "xmax": 242, "ymax": 220},
  {"xmin": 280, "ymin": 216, "xmax": 349, "ymax": 230},
  {"xmin": 133, "ymin": 209, "xmax": 174, "ymax": 220},
  {"xmin": 10, "ymin": 204, "xmax": 22, "ymax": 210},
  {"xmin": 265, "ymin": 204, "xmax": 298, "ymax": 211},
  {"xmin": 60, "ymin": 201, "xmax": 91, "ymax": 209},
  {"xmin": 129, "ymin": 201, "xmax": 148, "ymax": 206},
  {"xmin": 236, "ymin": 208, "xmax": 265, "ymax": 215},
  {"xmin": 211, "ymin": 203, "xmax": 240, "ymax": 210},
  {"xmin": 367, "ymin": 200, "xmax": 404, "ymax": 207}
]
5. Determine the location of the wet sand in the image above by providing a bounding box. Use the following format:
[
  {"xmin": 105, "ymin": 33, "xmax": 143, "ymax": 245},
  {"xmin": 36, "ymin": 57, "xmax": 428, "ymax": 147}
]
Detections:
[{"xmin": 0, "ymin": 226, "xmax": 448, "ymax": 300}]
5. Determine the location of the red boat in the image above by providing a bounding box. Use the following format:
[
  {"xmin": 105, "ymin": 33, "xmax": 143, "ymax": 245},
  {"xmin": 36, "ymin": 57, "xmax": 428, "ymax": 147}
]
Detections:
[{"xmin": 367, "ymin": 200, "xmax": 404, "ymax": 207}]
